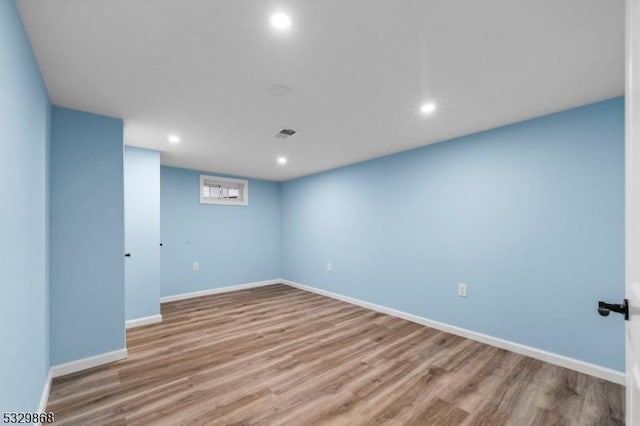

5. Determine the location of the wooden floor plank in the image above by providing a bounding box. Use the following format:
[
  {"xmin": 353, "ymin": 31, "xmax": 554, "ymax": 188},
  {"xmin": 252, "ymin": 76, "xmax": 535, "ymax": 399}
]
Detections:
[{"xmin": 46, "ymin": 284, "xmax": 624, "ymax": 425}]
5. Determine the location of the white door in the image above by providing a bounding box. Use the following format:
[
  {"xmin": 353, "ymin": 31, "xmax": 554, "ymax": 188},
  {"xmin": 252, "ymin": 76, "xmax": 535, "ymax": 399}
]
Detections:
[
  {"xmin": 124, "ymin": 147, "xmax": 161, "ymax": 323},
  {"xmin": 626, "ymin": 0, "xmax": 640, "ymax": 423}
]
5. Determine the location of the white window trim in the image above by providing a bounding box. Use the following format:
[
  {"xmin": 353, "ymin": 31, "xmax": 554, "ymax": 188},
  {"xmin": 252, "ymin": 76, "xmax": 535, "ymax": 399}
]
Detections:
[{"xmin": 199, "ymin": 175, "xmax": 249, "ymax": 206}]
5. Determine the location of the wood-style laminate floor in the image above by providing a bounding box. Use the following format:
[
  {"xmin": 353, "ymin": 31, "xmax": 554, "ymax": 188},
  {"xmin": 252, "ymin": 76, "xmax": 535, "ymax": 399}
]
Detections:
[{"xmin": 47, "ymin": 284, "xmax": 624, "ymax": 425}]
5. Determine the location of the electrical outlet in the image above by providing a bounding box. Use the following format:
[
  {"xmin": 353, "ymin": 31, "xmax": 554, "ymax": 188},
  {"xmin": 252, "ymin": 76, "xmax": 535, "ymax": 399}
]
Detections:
[
  {"xmin": 458, "ymin": 283, "xmax": 467, "ymax": 297},
  {"xmin": 326, "ymin": 262, "xmax": 332, "ymax": 272},
  {"xmin": 193, "ymin": 262, "xmax": 199, "ymax": 271}
]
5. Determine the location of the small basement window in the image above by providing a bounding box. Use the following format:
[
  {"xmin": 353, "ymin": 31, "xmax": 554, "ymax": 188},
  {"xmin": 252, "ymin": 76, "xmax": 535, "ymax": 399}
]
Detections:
[{"xmin": 200, "ymin": 175, "xmax": 248, "ymax": 206}]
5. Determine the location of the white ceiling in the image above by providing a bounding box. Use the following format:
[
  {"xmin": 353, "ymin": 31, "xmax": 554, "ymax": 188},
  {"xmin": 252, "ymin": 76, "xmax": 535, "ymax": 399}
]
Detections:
[{"xmin": 17, "ymin": 0, "xmax": 624, "ymax": 181}]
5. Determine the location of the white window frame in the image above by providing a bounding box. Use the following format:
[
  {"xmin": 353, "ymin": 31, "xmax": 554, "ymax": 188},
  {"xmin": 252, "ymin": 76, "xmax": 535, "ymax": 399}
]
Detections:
[{"xmin": 199, "ymin": 175, "xmax": 249, "ymax": 206}]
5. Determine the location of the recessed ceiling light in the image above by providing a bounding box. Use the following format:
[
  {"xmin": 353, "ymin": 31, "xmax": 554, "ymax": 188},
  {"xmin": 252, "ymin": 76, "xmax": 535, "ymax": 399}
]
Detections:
[
  {"xmin": 168, "ymin": 134, "xmax": 180, "ymax": 144},
  {"xmin": 420, "ymin": 102, "xmax": 436, "ymax": 115},
  {"xmin": 270, "ymin": 12, "xmax": 292, "ymax": 31},
  {"xmin": 277, "ymin": 156, "xmax": 287, "ymax": 165}
]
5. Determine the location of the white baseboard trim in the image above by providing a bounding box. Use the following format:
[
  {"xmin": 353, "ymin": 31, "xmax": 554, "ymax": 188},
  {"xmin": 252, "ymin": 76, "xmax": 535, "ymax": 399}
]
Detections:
[
  {"xmin": 50, "ymin": 348, "xmax": 128, "ymax": 378},
  {"xmin": 160, "ymin": 279, "xmax": 281, "ymax": 303},
  {"xmin": 126, "ymin": 314, "xmax": 163, "ymax": 329},
  {"xmin": 37, "ymin": 369, "xmax": 52, "ymax": 414},
  {"xmin": 282, "ymin": 279, "xmax": 625, "ymax": 385}
]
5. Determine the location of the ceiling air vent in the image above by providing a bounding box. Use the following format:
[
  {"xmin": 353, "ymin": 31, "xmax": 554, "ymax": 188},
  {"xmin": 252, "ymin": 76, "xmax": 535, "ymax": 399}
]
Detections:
[{"xmin": 275, "ymin": 129, "xmax": 296, "ymax": 139}]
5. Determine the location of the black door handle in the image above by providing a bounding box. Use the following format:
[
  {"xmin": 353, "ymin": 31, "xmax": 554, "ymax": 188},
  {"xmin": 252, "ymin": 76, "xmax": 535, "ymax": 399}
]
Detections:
[
  {"xmin": 125, "ymin": 253, "xmax": 131, "ymax": 258},
  {"xmin": 597, "ymin": 299, "xmax": 628, "ymax": 320}
]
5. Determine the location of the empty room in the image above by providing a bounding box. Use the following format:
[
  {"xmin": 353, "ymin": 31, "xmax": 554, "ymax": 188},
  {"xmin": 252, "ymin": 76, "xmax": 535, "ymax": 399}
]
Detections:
[{"xmin": 2, "ymin": 0, "xmax": 640, "ymax": 425}]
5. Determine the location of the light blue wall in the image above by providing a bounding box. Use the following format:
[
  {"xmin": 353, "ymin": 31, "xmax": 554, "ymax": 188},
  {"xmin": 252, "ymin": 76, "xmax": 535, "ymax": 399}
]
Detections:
[
  {"xmin": 0, "ymin": 0, "xmax": 51, "ymax": 413},
  {"xmin": 50, "ymin": 107, "xmax": 125, "ymax": 365},
  {"xmin": 161, "ymin": 166, "xmax": 281, "ymax": 297},
  {"xmin": 125, "ymin": 147, "xmax": 160, "ymax": 321},
  {"xmin": 282, "ymin": 98, "xmax": 625, "ymax": 371}
]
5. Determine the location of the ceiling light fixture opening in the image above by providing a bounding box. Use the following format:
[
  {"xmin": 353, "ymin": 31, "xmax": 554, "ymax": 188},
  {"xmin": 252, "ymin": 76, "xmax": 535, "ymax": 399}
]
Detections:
[
  {"xmin": 420, "ymin": 102, "xmax": 436, "ymax": 115},
  {"xmin": 277, "ymin": 156, "xmax": 288, "ymax": 165},
  {"xmin": 270, "ymin": 12, "xmax": 292, "ymax": 31},
  {"xmin": 168, "ymin": 134, "xmax": 181, "ymax": 144}
]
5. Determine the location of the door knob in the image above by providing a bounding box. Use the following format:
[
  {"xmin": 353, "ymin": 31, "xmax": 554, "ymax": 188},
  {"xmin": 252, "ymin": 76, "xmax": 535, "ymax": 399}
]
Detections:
[
  {"xmin": 125, "ymin": 253, "xmax": 131, "ymax": 257},
  {"xmin": 597, "ymin": 299, "xmax": 629, "ymax": 320}
]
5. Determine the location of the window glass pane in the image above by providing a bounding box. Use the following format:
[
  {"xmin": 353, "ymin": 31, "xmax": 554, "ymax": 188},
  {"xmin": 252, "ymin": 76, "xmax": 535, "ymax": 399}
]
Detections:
[{"xmin": 208, "ymin": 185, "xmax": 220, "ymax": 199}]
